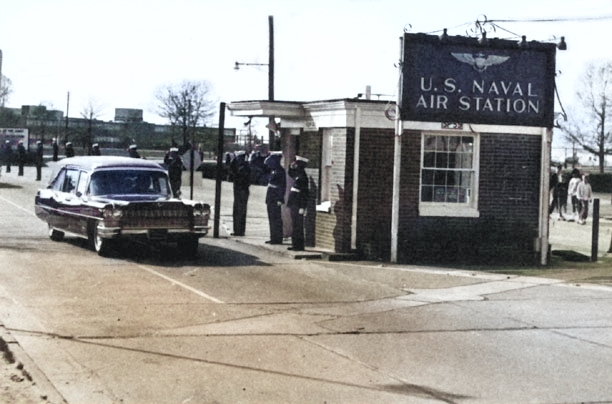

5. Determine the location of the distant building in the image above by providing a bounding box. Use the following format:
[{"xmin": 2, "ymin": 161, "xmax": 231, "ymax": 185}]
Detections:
[{"xmin": 114, "ymin": 108, "xmax": 143, "ymax": 123}]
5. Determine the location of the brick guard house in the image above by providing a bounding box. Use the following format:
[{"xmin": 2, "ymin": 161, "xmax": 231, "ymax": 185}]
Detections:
[{"xmin": 229, "ymin": 32, "xmax": 559, "ymax": 266}]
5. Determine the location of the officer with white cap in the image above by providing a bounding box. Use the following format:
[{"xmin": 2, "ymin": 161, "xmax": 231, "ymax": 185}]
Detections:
[
  {"xmin": 230, "ymin": 151, "xmax": 250, "ymax": 236},
  {"xmin": 65, "ymin": 142, "xmax": 75, "ymax": 158},
  {"xmin": 128, "ymin": 144, "xmax": 141, "ymax": 158},
  {"xmin": 164, "ymin": 146, "xmax": 183, "ymax": 197},
  {"xmin": 264, "ymin": 151, "xmax": 286, "ymax": 244},
  {"xmin": 287, "ymin": 155, "xmax": 309, "ymax": 251}
]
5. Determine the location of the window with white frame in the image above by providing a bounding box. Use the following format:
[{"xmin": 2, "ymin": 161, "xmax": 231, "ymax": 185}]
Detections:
[{"xmin": 419, "ymin": 133, "xmax": 479, "ymax": 217}]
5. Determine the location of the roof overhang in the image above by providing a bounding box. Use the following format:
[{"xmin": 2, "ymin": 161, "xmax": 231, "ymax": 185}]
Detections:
[
  {"xmin": 227, "ymin": 101, "xmax": 305, "ymax": 118},
  {"xmin": 227, "ymin": 99, "xmax": 396, "ymax": 130}
]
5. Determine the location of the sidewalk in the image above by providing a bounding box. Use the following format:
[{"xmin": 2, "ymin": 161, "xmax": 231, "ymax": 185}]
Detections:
[{"xmin": 189, "ymin": 174, "xmax": 335, "ymax": 260}]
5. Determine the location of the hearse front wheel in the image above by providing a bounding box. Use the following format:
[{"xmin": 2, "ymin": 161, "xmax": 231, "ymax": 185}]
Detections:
[
  {"xmin": 48, "ymin": 225, "xmax": 64, "ymax": 242},
  {"xmin": 91, "ymin": 223, "xmax": 113, "ymax": 256}
]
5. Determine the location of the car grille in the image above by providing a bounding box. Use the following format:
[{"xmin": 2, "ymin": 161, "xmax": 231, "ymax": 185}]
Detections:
[{"xmin": 122, "ymin": 203, "xmax": 191, "ymax": 228}]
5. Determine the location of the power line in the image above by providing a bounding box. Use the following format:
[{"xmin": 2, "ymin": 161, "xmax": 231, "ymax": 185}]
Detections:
[{"xmin": 490, "ymin": 15, "xmax": 612, "ymax": 23}]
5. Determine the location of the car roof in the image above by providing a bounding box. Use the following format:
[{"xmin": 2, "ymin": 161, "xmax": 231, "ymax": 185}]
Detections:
[{"xmin": 55, "ymin": 156, "xmax": 165, "ymax": 172}]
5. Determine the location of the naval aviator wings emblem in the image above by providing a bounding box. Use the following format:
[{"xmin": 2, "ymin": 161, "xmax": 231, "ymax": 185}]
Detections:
[{"xmin": 451, "ymin": 52, "xmax": 510, "ymax": 72}]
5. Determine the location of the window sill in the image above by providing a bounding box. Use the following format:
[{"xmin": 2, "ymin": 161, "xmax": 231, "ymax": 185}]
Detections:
[{"xmin": 419, "ymin": 204, "xmax": 480, "ymax": 218}]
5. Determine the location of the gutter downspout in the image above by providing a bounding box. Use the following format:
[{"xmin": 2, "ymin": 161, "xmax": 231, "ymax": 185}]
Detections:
[
  {"xmin": 539, "ymin": 127, "xmax": 552, "ymax": 265},
  {"xmin": 351, "ymin": 106, "xmax": 361, "ymax": 250}
]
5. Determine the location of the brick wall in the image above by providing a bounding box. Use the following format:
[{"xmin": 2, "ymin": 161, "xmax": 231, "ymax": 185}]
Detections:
[
  {"xmin": 355, "ymin": 129, "xmax": 395, "ymax": 259},
  {"xmin": 398, "ymin": 132, "xmax": 542, "ymax": 265},
  {"xmin": 296, "ymin": 126, "xmax": 543, "ymax": 265}
]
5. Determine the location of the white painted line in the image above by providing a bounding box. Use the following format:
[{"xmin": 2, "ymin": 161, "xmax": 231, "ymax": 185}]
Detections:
[
  {"xmin": 135, "ymin": 264, "xmax": 225, "ymax": 304},
  {"xmin": 0, "ymin": 195, "xmax": 35, "ymax": 216}
]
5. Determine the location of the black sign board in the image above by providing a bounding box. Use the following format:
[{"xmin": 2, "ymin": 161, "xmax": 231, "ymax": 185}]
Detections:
[{"xmin": 400, "ymin": 33, "xmax": 557, "ymax": 127}]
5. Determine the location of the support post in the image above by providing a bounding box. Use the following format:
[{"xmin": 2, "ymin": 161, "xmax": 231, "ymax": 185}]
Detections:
[
  {"xmin": 591, "ymin": 198, "xmax": 599, "ymax": 262},
  {"xmin": 390, "ymin": 36, "xmax": 404, "ymax": 263},
  {"xmin": 214, "ymin": 102, "xmax": 226, "ymax": 238}
]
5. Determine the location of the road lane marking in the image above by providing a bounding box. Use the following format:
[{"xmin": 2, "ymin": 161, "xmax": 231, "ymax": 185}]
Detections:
[
  {"xmin": 0, "ymin": 195, "xmax": 35, "ymax": 216},
  {"xmin": 135, "ymin": 263, "xmax": 225, "ymax": 304}
]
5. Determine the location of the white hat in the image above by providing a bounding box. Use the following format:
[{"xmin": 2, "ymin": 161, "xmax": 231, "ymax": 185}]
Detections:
[
  {"xmin": 295, "ymin": 155, "xmax": 309, "ymax": 163},
  {"xmin": 129, "ymin": 144, "xmax": 138, "ymax": 149},
  {"xmin": 170, "ymin": 147, "xmax": 178, "ymax": 152}
]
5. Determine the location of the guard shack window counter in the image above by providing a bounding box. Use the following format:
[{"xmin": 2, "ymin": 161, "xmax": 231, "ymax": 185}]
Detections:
[{"xmin": 397, "ymin": 32, "xmax": 558, "ymax": 265}]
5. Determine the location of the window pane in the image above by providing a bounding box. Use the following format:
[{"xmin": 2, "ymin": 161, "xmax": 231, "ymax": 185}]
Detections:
[{"xmin": 420, "ymin": 134, "xmax": 475, "ymax": 204}]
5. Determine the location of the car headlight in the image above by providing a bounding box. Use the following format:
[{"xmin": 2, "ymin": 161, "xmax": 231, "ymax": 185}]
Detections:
[
  {"xmin": 103, "ymin": 205, "xmax": 123, "ymax": 218},
  {"xmin": 193, "ymin": 203, "xmax": 210, "ymax": 217}
]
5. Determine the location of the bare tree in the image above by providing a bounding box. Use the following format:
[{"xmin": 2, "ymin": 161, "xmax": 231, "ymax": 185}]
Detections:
[
  {"xmin": 155, "ymin": 80, "xmax": 217, "ymax": 146},
  {"xmin": 0, "ymin": 74, "xmax": 12, "ymax": 108},
  {"xmin": 559, "ymin": 60, "xmax": 612, "ymax": 173},
  {"xmin": 80, "ymin": 100, "xmax": 103, "ymax": 155}
]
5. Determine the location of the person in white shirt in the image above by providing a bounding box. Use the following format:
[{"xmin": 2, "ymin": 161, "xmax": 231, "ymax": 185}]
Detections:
[
  {"xmin": 567, "ymin": 169, "xmax": 582, "ymax": 222},
  {"xmin": 576, "ymin": 173, "xmax": 592, "ymax": 225}
]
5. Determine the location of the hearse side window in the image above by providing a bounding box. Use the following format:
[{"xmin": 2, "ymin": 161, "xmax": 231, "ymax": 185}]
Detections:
[
  {"xmin": 77, "ymin": 172, "xmax": 89, "ymax": 195},
  {"xmin": 63, "ymin": 169, "xmax": 80, "ymax": 194},
  {"xmin": 50, "ymin": 169, "xmax": 67, "ymax": 192}
]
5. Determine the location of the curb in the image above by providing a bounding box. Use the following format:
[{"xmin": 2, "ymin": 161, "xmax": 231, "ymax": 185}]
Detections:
[{"xmin": 0, "ymin": 324, "xmax": 66, "ymax": 404}]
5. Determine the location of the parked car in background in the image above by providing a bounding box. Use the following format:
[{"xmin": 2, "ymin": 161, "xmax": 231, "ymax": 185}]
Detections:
[{"xmin": 35, "ymin": 156, "xmax": 210, "ymax": 257}]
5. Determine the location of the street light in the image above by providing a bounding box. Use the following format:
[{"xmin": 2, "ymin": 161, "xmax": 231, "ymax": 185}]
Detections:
[{"xmin": 234, "ymin": 62, "xmax": 268, "ymax": 70}]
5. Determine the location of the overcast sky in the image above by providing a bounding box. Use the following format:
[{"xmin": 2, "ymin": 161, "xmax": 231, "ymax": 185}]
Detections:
[{"xmin": 2, "ymin": 0, "xmax": 612, "ymax": 145}]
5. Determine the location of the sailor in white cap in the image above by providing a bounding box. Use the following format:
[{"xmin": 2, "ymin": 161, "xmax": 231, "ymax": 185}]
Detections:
[
  {"xmin": 91, "ymin": 143, "xmax": 101, "ymax": 156},
  {"xmin": 65, "ymin": 142, "xmax": 75, "ymax": 158},
  {"xmin": 52, "ymin": 138, "xmax": 59, "ymax": 161},
  {"xmin": 230, "ymin": 151, "xmax": 251, "ymax": 236},
  {"xmin": 264, "ymin": 151, "xmax": 286, "ymax": 244},
  {"xmin": 287, "ymin": 155, "xmax": 309, "ymax": 251},
  {"xmin": 128, "ymin": 144, "xmax": 141, "ymax": 158},
  {"xmin": 164, "ymin": 146, "xmax": 183, "ymax": 197}
]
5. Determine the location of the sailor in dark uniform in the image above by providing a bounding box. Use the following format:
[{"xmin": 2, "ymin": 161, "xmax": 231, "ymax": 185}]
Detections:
[
  {"xmin": 3, "ymin": 140, "xmax": 12, "ymax": 173},
  {"xmin": 52, "ymin": 138, "xmax": 59, "ymax": 161},
  {"xmin": 128, "ymin": 144, "xmax": 141, "ymax": 158},
  {"xmin": 35, "ymin": 141, "xmax": 43, "ymax": 181},
  {"xmin": 287, "ymin": 156, "xmax": 309, "ymax": 251},
  {"xmin": 91, "ymin": 143, "xmax": 101, "ymax": 155},
  {"xmin": 65, "ymin": 142, "xmax": 75, "ymax": 158},
  {"xmin": 164, "ymin": 147, "xmax": 183, "ymax": 197},
  {"xmin": 17, "ymin": 141, "xmax": 26, "ymax": 176},
  {"xmin": 264, "ymin": 151, "xmax": 286, "ymax": 244},
  {"xmin": 230, "ymin": 151, "xmax": 250, "ymax": 236}
]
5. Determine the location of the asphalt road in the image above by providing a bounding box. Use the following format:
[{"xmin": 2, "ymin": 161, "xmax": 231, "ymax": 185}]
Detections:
[{"xmin": 1, "ymin": 165, "xmax": 612, "ymax": 404}]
